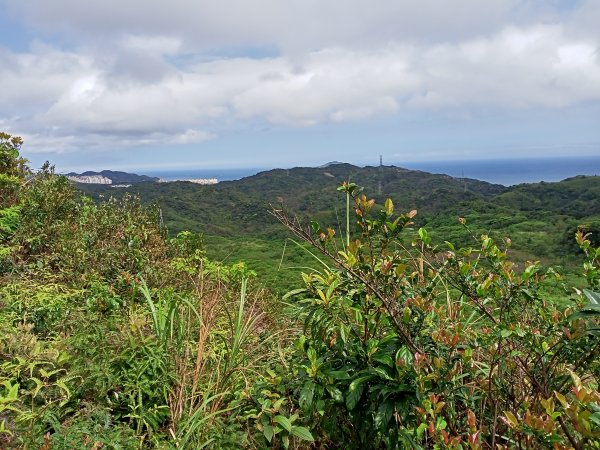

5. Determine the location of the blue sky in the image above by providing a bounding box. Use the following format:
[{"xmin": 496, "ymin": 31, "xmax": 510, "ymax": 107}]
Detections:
[{"xmin": 1, "ymin": 0, "xmax": 599, "ymax": 172}]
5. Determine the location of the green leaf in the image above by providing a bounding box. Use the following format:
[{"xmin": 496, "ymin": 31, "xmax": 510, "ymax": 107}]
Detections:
[
  {"xmin": 372, "ymin": 354, "xmax": 394, "ymax": 367},
  {"xmin": 346, "ymin": 375, "xmax": 372, "ymax": 410},
  {"xmin": 326, "ymin": 386, "xmax": 344, "ymax": 403},
  {"xmin": 500, "ymin": 329, "xmax": 513, "ymax": 338},
  {"xmin": 306, "ymin": 347, "xmax": 317, "ymax": 366},
  {"xmin": 385, "ymin": 198, "xmax": 394, "ymax": 216},
  {"xmin": 569, "ymin": 304, "xmax": 600, "ymax": 320},
  {"xmin": 349, "ymin": 375, "xmax": 374, "ymax": 391},
  {"xmin": 30, "ymin": 377, "xmax": 44, "ymax": 399},
  {"xmin": 555, "ymin": 391, "xmax": 568, "ymax": 408},
  {"xmin": 367, "ymin": 367, "xmax": 393, "ymax": 380},
  {"xmin": 282, "ymin": 288, "xmax": 307, "ymax": 300},
  {"xmin": 375, "ymin": 401, "xmax": 394, "ymax": 429},
  {"xmin": 346, "ymin": 384, "xmax": 364, "ymax": 410},
  {"xmin": 583, "ymin": 289, "xmax": 600, "ymax": 305},
  {"xmin": 291, "ymin": 426, "xmax": 314, "ymax": 441},
  {"xmin": 299, "ymin": 382, "xmax": 315, "ymax": 409},
  {"xmin": 522, "ymin": 263, "xmax": 539, "ymax": 280},
  {"xmin": 0, "ymin": 419, "xmax": 13, "ymax": 436},
  {"xmin": 0, "ymin": 381, "xmax": 19, "ymax": 403},
  {"xmin": 418, "ymin": 227, "xmax": 431, "ymax": 245},
  {"xmin": 263, "ymin": 424, "xmax": 274, "ymax": 442},
  {"xmin": 324, "ymin": 369, "xmax": 351, "ymax": 380},
  {"xmin": 56, "ymin": 378, "xmax": 71, "ymax": 406},
  {"xmin": 436, "ymin": 417, "xmax": 447, "ymax": 430},
  {"xmin": 274, "ymin": 415, "xmax": 292, "ymax": 433},
  {"xmin": 504, "ymin": 411, "xmax": 519, "ymax": 429}
]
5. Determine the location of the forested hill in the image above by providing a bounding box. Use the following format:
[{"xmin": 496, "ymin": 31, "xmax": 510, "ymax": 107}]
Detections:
[
  {"xmin": 77, "ymin": 164, "xmax": 600, "ymax": 290},
  {"xmin": 494, "ymin": 175, "xmax": 600, "ymax": 218},
  {"xmin": 78, "ymin": 163, "xmax": 507, "ymax": 235},
  {"xmin": 76, "ymin": 163, "xmax": 600, "ymax": 235}
]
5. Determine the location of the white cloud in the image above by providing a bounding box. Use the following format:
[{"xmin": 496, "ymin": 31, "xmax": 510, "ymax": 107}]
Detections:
[
  {"xmin": 408, "ymin": 25, "xmax": 600, "ymax": 109},
  {"xmin": 172, "ymin": 129, "xmax": 215, "ymax": 144},
  {"xmin": 121, "ymin": 35, "xmax": 182, "ymax": 55},
  {"xmin": 0, "ymin": 43, "xmax": 95, "ymax": 114},
  {"xmin": 4, "ymin": 0, "xmax": 530, "ymax": 51},
  {"xmin": 231, "ymin": 47, "xmax": 417, "ymax": 125}
]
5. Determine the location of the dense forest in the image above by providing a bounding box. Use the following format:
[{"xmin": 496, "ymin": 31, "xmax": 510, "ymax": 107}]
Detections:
[
  {"xmin": 78, "ymin": 163, "xmax": 600, "ymax": 292},
  {"xmin": 2, "ymin": 133, "xmax": 600, "ymax": 449}
]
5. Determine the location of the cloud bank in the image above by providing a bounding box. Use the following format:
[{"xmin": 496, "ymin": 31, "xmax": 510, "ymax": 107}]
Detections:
[{"xmin": 0, "ymin": 0, "xmax": 599, "ymax": 156}]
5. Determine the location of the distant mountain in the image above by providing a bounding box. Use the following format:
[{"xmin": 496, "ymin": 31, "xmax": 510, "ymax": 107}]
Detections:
[
  {"xmin": 318, "ymin": 161, "xmax": 345, "ymax": 168},
  {"xmin": 67, "ymin": 170, "xmax": 159, "ymax": 184}
]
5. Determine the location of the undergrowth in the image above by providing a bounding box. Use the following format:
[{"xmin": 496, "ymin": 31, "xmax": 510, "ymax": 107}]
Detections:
[{"xmin": 1, "ymin": 133, "xmax": 598, "ymax": 448}]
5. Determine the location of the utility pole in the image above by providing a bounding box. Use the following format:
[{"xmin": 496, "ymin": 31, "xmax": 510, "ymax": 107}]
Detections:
[{"xmin": 378, "ymin": 155, "xmax": 383, "ymax": 196}]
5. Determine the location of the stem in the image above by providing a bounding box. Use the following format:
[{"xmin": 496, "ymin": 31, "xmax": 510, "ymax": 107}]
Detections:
[
  {"xmin": 346, "ymin": 189, "xmax": 350, "ymax": 248},
  {"xmin": 558, "ymin": 415, "xmax": 580, "ymax": 450},
  {"xmin": 271, "ymin": 207, "xmax": 422, "ymax": 355}
]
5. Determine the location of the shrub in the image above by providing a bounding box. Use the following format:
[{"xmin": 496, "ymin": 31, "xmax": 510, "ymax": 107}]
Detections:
[{"xmin": 274, "ymin": 183, "xmax": 600, "ymax": 449}]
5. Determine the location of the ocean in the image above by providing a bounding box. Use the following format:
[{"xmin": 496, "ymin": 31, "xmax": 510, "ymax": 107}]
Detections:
[
  {"xmin": 400, "ymin": 156, "xmax": 600, "ymax": 186},
  {"xmin": 144, "ymin": 156, "xmax": 600, "ymax": 187},
  {"xmin": 144, "ymin": 168, "xmax": 266, "ymax": 182}
]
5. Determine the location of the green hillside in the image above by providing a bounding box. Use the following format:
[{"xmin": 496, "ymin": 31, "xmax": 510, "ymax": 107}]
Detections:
[
  {"xmin": 3, "ymin": 134, "xmax": 599, "ymax": 449},
  {"xmin": 77, "ymin": 165, "xmax": 600, "ymax": 291},
  {"xmin": 79, "ymin": 164, "xmax": 504, "ymax": 235}
]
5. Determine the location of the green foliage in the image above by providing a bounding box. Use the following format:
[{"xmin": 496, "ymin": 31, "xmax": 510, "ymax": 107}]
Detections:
[
  {"xmin": 0, "ymin": 135, "xmax": 295, "ymax": 448},
  {"xmin": 0, "ymin": 205, "xmax": 20, "ymax": 239},
  {"xmin": 77, "ymin": 164, "xmax": 600, "ymax": 293},
  {"xmin": 3, "ymin": 135, "xmax": 599, "ymax": 448},
  {"xmin": 578, "ymin": 228, "xmax": 600, "ymax": 291},
  {"xmin": 0, "ymin": 132, "xmax": 28, "ymax": 209},
  {"xmin": 274, "ymin": 185, "xmax": 600, "ymax": 449}
]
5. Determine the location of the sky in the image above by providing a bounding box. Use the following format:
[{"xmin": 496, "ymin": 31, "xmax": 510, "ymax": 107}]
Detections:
[{"xmin": 1, "ymin": 0, "xmax": 600, "ymax": 172}]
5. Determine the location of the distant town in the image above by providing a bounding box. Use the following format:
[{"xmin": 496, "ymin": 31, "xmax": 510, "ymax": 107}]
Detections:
[
  {"xmin": 66, "ymin": 171, "xmax": 218, "ymax": 185},
  {"xmin": 157, "ymin": 178, "xmax": 218, "ymax": 185}
]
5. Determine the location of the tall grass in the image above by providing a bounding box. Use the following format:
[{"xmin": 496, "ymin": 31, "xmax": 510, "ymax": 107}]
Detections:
[{"xmin": 139, "ymin": 272, "xmax": 277, "ymax": 447}]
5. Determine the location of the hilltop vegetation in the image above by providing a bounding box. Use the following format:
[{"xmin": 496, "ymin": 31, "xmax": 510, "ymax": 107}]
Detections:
[
  {"xmin": 79, "ymin": 163, "xmax": 506, "ymax": 236},
  {"xmin": 2, "ymin": 133, "xmax": 600, "ymax": 449},
  {"xmin": 79, "ymin": 163, "xmax": 600, "ymax": 292},
  {"xmin": 1, "ymin": 134, "xmax": 298, "ymax": 448}
]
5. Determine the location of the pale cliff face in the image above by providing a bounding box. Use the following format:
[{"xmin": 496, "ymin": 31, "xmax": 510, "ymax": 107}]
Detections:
[
  {"xmin": 187, "ymin": 178, "xmax": 218, "ymax": 185},
  {"xmin": 66, "ymin": 175, "xmax": 113, "ymax": 184}
]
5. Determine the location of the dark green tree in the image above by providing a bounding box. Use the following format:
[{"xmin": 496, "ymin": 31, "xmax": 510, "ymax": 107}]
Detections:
[{"xmin": 0, "ymin": 132, "xmax": 29, "ymax": 208}]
